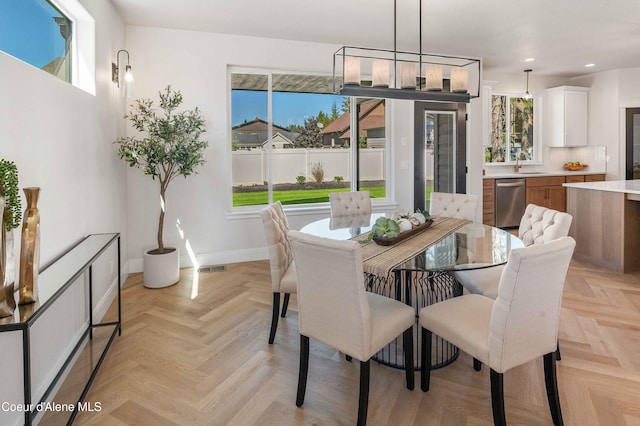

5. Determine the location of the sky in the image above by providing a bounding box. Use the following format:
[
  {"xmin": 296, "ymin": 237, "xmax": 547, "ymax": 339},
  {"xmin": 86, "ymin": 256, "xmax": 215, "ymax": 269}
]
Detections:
[
  {"xmin": 0, "ymin": 0, "xmax": 66, "ymax": 68},
  {"xmin": 232, "ymin": 90, "xmax": 346, "ymax": 128}
]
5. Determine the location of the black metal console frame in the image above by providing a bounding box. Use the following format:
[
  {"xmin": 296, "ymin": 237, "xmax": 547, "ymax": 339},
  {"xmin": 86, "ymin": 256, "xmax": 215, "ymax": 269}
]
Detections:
[{"xmin": 0, "ymin": 233, "xmax": 121, "ymax": 425}]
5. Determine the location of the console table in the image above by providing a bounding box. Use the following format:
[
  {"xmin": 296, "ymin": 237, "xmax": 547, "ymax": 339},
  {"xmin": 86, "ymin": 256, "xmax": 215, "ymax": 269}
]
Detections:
[{"xmin": 0, "ymin": 233, "xmax": 121, "ymax": 425}]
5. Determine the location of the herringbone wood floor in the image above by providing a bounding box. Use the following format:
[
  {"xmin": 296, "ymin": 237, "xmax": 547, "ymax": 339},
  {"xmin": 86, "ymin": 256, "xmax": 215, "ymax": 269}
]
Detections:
[{"xmin": 64, "ymin": 259, "xmax": 639, "ymax": 425}]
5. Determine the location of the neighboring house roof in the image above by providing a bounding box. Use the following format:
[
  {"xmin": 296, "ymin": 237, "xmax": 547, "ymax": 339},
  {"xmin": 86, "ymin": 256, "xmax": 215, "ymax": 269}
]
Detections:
[
  {"xmin": 261, "ymin": 132, "xmax": 294, "ymax": 147},
  {"xmin": 232, "ymin": 117, "xmax": 288, "ymax": 133},
  {"xmin": 233, "ymin": 118, "xmax": 297, "ymax": 147},
  {"xmin": 321, "ymin": 100, "xmax": 385, "ymax": 139}
]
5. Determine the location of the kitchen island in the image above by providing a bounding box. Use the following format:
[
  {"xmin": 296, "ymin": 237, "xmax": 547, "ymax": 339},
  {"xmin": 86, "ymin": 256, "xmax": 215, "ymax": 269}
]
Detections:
[{"xmin": 563, "ymin": 180, "xmax": 640, "ymax": 273}]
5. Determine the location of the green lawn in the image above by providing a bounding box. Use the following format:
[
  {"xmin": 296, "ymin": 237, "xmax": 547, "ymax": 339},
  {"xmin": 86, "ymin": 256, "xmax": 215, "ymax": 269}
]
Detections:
[{"xmin": 233, "ymin": 187, "xmax": 386, "ymax": 206}]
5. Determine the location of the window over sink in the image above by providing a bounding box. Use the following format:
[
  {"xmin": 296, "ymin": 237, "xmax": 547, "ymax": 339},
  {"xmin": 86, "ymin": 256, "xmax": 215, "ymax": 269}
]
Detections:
[{"xmin": 485, "ymin": 95, "xmax": 535, "ymax": 164}]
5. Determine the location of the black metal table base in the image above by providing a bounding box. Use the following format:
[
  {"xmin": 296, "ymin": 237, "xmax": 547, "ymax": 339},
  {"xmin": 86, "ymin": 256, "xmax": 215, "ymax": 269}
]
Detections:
[{"xmin": 365, "ymin": 270, "xmax": 462, "ymax": 370}]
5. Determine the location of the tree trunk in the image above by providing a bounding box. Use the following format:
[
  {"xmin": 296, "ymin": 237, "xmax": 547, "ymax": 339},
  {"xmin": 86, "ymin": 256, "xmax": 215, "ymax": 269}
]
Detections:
[{"xmin": 158, "ymin": 182, "xmax": 166, "ymax": 254}]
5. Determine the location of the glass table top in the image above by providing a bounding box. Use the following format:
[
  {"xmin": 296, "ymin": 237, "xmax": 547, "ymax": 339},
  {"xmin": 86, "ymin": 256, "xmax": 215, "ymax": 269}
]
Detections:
[{"xmin": 300, "ymin": 214, "xmax": 523, "ymax": 272}]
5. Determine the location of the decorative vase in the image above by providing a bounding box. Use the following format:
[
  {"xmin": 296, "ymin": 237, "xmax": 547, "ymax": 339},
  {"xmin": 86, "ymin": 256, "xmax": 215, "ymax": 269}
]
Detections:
[
  {"xmin": 143, "ymin": 247, "xmax": 180, "ymax": 288},
  {"xmin": 0, "ymin": 196, "xmax": 16, "ymax": 317},
  {"xmin": 19, "ymin": 187, "xmax": 40, "ymax": 305}
]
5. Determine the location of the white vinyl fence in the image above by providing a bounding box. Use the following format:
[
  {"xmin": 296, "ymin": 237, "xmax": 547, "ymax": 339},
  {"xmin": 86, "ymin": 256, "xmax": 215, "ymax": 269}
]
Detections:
[{"xmin": 232, "ymin": 148, "xmax": 385, "ymax": 186}]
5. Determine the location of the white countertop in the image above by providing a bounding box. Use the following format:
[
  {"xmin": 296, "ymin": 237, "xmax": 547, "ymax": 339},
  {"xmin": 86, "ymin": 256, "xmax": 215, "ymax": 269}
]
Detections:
[
  {"xmin": 484, "ymin": 170, "xmax": 605, "ymax": 179},
  {"xmin": 563, "ymin": 179, "xmax": 640, "ymax": 195}
]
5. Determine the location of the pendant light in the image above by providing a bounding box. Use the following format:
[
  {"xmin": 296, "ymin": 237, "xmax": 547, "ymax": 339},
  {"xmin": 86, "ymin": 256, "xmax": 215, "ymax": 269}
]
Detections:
[{"xmin": 523, "ymin": 69, "xmax": 532, "ymax": 100}]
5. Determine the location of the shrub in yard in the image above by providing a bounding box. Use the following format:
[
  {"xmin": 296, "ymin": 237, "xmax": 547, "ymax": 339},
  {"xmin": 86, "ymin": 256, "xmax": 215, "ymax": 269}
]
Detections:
[
  {"xmin": 311, "ymin": 162, "xmax": 324, "ymax": 183},
  {"xmin": 296, "ymin": 175, "xmax": 306, "ymax": 185},
  {"xmin": 334, "ymin": 176, "xmax": 344, "ymax": 183}
]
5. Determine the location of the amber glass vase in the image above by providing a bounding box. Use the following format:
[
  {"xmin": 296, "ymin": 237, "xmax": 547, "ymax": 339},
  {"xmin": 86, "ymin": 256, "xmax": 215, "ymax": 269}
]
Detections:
[{"xmin": 19, "ymin": 187, "xmax": 40, "ymax": 305}]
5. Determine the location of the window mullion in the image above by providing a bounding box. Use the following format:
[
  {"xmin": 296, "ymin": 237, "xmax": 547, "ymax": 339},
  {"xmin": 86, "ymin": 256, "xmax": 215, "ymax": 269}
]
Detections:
[{"xmin": 267, "ymin": 73, "xmax": 273, "ymax": 203}]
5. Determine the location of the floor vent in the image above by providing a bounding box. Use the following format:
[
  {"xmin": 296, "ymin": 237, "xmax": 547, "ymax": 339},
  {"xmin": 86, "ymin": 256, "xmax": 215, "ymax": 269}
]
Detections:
[{"xmin": 198, "ymin": 265, "xmax": 228, "ymax": 273}]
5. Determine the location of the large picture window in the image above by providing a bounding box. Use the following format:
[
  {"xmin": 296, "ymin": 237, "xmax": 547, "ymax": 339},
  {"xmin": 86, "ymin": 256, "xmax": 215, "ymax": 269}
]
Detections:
[
  {"xmin": 231, "ymin": 70, "xmax": 388, "ymax": 208},
  {"xmin": 485, "ymin": 95, "xmax": 534, "ymax": 163},
  {"xmin": 0, "ymin": 0, "xmax": 73, "ymax": 83}
]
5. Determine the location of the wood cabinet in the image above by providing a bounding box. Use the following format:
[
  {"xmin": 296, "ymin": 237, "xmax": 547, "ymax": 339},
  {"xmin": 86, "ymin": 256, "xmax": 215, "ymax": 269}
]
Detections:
[
  {"xmin": 526, "ymin": 176, "xmax": 566, "ymax": 211},
  {"xmin": 483, "ymin": 178, "xmax": 495, "ymax": 225},
  {"xmin": 565, "ymin": 174, "xmax": 585, "ymax": 183},
  {"xmin": 545, "ymin": 86, "xmax": 589, "ymax": 147},
  {"xmin": 488, "ymin": 174, "xmax": 606, "ymax": 223},
  {"xmin": 585, "ymin": 174, "xmax": 605, "ymax": 182}
]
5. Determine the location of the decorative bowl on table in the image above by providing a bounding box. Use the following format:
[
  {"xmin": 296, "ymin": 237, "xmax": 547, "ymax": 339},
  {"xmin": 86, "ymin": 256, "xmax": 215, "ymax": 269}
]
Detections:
[{"xmin": 564, "ymin": 162, "xmax": 588, "ymax": 171}]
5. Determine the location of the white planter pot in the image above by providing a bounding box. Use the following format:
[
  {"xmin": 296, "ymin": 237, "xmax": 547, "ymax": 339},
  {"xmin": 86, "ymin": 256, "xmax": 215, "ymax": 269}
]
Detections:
[{"xmin": 143, "ymin": 247, "xmax": 180, "ymax": 288}]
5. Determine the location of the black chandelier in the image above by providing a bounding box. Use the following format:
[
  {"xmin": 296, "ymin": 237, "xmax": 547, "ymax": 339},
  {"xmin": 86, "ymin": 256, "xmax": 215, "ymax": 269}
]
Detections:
[{"xmin": 333, "ymin": 0, "xmax": 481, "ymax": 103}]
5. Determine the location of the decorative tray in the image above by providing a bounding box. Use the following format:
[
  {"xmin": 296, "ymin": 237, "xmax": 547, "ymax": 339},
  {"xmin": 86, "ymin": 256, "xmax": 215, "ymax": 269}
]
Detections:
[
  {"xmin": 564, "ymin": 163, "xmax": 588, "ymax": 171},
  {"xmin": 373, "ymin": 220, "xmax": 434, "ymax": 246}
]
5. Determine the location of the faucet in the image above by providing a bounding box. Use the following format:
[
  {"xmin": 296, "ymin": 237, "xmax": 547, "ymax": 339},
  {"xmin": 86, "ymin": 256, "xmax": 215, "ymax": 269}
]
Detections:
[{"xmin": 513, "ymin": 156, "xmax": 521, "ymax": 173}]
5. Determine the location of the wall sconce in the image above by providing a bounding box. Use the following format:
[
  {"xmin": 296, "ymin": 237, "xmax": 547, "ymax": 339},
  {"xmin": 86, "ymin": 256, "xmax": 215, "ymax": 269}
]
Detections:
[{"xmin": 112, "ymin": 49, "xmax": 133, "ymax": 87}]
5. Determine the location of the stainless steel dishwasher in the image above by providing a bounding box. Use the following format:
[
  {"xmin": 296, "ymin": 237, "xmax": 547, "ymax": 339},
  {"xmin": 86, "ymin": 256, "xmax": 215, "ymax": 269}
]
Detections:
[{"xmin": 495, "ymin": 178, "xmax": 526, "ymax": 228}]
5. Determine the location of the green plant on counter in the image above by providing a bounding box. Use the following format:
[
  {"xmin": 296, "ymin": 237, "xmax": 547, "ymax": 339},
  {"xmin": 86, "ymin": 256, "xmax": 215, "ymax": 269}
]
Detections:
[{"xmin": 0, "ymin": 160, "xmax": 22, "ymax": 231}]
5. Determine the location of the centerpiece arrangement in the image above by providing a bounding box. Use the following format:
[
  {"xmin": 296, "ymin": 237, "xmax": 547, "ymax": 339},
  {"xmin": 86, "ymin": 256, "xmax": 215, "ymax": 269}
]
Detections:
[{"xmin": 367, "ymin": 210, "xmax": 434, "ymax": 246}]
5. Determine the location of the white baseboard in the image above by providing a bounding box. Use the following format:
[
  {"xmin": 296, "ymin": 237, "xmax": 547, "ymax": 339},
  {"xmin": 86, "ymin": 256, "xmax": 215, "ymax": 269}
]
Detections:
[
  {"xmin": 93, "ymin": 262, "xmax": 129, "ymax": 322},
  {"xmin": 128, "ymin": 247, "xmax": 268, "ymax": 273}
]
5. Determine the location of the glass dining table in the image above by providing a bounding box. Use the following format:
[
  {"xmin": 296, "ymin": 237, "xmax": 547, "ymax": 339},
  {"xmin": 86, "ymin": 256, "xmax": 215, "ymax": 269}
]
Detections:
[{"xmin": 300, "ymin": 213, "xmax": 524, "ymax": 370}]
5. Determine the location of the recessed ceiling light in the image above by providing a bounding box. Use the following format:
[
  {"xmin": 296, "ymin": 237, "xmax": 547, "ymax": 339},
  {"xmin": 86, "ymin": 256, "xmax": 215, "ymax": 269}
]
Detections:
[
  {"xmin": 585, "ymin": 63, "xmax": 595, "ymax": 68},
  {"xmin": 525, "ymin": 58, "xmax": 535, "ymax": 62}
]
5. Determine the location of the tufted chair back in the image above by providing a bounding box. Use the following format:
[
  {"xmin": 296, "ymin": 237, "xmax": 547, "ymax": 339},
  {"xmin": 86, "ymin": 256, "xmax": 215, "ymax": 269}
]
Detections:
[
  {"xmin": 329, "ymin": 191, "xmax": 372, "ymax": 217},
  {"xmin": 489, "ymin": 237, "xmax": 575, "ymax": 373},
  {"xmin": 260, "ymin": 202, "xmax": 294, "ymax": 292},
  {"xmin": 518, "ymin": 204, "xmax": 572, "ymax": 247},
  {"xmin": 429, "ymin": 192, "xmax": 478, "ymax": 221}
]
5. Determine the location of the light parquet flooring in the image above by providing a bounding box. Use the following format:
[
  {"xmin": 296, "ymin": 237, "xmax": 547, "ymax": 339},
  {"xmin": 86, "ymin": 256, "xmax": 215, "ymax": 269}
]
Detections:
[{"xmin": 69, "ymin": 258, "xmax": 640, "ymax": 425}]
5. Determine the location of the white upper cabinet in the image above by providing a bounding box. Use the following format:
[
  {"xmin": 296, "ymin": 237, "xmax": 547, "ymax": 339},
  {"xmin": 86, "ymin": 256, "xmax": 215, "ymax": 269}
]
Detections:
[{"xmin": 545, "ymin": 86, "xmax": 588, "ymax": 147}]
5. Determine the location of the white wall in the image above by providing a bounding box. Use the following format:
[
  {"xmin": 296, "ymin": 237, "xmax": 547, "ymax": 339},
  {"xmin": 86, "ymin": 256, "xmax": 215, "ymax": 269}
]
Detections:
[
  {"xmin": 0, "ymin": 1, "xmax": 128, "ymax": 273},
  {"xmin": 124, "ymin": 27, "xmax": 405, "ymax": 271},
  {"xmin": 0, "ymin": 1, "xmax": 128, "ymax": 422}
]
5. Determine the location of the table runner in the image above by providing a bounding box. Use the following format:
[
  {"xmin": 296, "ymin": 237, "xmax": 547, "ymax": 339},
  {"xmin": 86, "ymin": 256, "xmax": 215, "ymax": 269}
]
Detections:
[{"xmin": 352, "ymin": 216, "xmax": 470, "ymax": 277}]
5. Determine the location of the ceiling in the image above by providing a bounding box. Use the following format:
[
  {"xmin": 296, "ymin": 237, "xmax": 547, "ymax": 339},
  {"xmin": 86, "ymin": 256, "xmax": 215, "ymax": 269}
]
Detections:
[{"xmin": 111, "ymin": 0, "xmax": 640, "ymax": 78}]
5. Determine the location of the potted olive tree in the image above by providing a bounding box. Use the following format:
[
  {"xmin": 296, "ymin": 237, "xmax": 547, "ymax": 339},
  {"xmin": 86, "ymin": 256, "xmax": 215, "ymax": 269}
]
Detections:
[{"xmin": 115, "ymin": 86, "xmax": 208, "ymax": 288}]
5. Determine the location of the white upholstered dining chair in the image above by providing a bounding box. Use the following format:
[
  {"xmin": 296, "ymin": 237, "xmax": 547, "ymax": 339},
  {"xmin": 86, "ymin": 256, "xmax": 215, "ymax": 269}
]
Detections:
[
  {"xmin": 260, "ymin": 201, "xmax": 297, "ymax": 344},
  {"xmin": 288, "ymin": 230, "xmax": 415, "ymax": 426},
  {"xmin": 329, "ymin": 191, "xmax": 372, "ymax": 216},
  {"xmin": 419, "ymin": 236, "xmax": 576, "ymax": 426},
  {"xmin": 453, "ymin": 204, "xmax": 573, "ymax": 299},
  {"xmin": 429, "ymin": 192, "xmax": 478, "ymax": 221}
]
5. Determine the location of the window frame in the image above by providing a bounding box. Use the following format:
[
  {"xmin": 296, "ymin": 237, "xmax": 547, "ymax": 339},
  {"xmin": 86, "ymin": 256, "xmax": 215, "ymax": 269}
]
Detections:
[
  {"xmin": 485, "ymin": 92, "xmax": 540, "ymax": 165},
  {"xmin": 227, "ymin": 66, "xmax": 393, "ymax": 215},
  {"xmin": 0, "ymin": 0, "xmax": 95, "ymax": 94}
]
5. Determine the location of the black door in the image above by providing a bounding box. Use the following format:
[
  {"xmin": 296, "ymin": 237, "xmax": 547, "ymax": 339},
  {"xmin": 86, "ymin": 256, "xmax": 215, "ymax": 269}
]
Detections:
[
  {"xmin": 414, "ymin": 102, "xmax": 466, "ymax": 211},
  {"xmin": 626, "ymin": 108, "xmax": 640, "ymax": 179}
]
